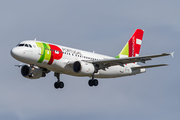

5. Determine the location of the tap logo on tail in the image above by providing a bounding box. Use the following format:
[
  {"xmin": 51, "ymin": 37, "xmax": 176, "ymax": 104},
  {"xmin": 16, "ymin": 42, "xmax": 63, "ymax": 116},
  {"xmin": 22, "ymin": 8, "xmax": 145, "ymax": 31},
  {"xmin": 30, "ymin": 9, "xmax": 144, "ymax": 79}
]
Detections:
[{"xmin": 115, "ymin": 29, "xmax": 144, "ymax": 58}]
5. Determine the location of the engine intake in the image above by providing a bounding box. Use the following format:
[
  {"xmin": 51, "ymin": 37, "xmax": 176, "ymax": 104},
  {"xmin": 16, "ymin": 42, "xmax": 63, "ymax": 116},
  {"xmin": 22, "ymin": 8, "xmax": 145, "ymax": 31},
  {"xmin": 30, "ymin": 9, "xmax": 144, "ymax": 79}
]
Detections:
[
  {"xmin": 73, "ymin": 61, "xmax": 95, "ymax": 75},
  {"xmin": 21, "ymin": 65, "xmax": 44, "ymax": 79}
]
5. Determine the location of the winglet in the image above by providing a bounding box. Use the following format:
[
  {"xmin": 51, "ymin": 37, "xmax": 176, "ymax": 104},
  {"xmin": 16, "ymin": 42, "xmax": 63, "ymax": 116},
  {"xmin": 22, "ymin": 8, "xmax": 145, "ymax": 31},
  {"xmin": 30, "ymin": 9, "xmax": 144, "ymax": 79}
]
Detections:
[
  {"xmin": 34, "ymin": 38, "xmax": 36, "ymax": 41},
  {"xmin": 170, "ymin": 52, "xmax": 175, "ymax": 57}
]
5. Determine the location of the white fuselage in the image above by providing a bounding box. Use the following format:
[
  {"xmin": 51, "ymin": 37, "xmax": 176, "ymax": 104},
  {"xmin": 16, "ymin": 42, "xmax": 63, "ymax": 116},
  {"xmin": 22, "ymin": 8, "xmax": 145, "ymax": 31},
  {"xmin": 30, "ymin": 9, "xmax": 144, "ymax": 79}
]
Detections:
[{"xmin": 11, "ymin": 40, "xmax": 145, "ymax": 78}]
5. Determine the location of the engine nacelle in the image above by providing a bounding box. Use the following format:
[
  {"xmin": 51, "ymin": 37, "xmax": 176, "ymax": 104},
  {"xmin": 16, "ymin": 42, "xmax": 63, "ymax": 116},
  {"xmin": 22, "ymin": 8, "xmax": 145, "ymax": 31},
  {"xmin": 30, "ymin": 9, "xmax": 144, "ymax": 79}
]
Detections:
[
  {"xmin": 73, "ymin": 61, "xmax": 95, "ymax": 75},
  {"xmin": 21, "ymin": 65, "xmax": 44, "ymax": 79}
]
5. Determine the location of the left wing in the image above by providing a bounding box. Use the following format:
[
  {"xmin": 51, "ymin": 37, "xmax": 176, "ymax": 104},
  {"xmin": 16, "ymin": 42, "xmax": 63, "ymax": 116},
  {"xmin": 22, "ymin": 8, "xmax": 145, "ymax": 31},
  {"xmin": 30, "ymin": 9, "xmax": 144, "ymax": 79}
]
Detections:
[{"xmin": 90, "ymin": 52, "xmax": 174, "ymax": 69}]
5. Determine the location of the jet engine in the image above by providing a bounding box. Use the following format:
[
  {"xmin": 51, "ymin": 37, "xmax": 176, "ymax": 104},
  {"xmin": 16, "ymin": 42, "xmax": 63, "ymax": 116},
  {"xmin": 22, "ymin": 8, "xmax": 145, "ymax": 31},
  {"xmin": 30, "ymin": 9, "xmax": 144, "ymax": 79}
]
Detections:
[
  {"xmin": 21, "ymin": 65, "xmax": 45, "ymax": 79},
  {"xmin": 73, "ymin": 61, "xmax": 95, "ymax": 75}
]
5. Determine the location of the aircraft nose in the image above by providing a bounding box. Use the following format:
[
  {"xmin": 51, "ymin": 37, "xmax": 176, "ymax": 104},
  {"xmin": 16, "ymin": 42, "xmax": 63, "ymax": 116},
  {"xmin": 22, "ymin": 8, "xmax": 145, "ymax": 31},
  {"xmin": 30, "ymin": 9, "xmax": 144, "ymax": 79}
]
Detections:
[{"xmin": 10, "ymin": 47, "xmax": 19, "ymax": 59}]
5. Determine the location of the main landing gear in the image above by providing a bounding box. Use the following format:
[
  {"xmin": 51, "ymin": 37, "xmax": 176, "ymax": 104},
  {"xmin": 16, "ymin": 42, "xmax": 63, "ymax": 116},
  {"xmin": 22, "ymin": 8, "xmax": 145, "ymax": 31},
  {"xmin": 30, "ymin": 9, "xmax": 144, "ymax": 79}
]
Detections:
[
  {"xmin": 54, "ymin": 72, "xmax": 64, "ymax": 89},
  {"xmin": 53, "ymin": 72, "xmax": 99, "ymax": 89},
  {"xmin": 88, "ymin": 74, "xmax": 99, "ymax": 87}
]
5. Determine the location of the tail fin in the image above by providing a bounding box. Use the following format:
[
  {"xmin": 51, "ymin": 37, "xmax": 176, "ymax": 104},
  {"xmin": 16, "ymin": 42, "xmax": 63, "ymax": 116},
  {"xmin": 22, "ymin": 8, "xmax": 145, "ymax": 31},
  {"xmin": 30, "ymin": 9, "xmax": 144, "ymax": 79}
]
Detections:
[{"xmin": 115, "ymin": 29, "xmax": 144, "ymax": 58}]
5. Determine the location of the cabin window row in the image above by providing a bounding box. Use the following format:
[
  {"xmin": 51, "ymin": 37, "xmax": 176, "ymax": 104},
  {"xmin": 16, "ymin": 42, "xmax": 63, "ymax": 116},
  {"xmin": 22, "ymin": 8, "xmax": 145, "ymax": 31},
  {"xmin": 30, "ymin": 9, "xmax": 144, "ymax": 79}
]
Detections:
[
  {"xmin": 44, "ymin": 48, "xmax": 62, "ymax": 54},
  {"xmin": 63, "ymin": 52, "xmax": 99, "ymax": 60}
]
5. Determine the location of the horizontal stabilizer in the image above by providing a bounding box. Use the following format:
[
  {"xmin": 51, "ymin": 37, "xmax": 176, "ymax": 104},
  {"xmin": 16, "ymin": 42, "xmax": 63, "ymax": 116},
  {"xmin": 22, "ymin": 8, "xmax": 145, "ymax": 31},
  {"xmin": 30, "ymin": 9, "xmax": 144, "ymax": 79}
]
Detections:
[{"xmin": 132, "ymin": 64, "xmax": 168, "ymax": 69}]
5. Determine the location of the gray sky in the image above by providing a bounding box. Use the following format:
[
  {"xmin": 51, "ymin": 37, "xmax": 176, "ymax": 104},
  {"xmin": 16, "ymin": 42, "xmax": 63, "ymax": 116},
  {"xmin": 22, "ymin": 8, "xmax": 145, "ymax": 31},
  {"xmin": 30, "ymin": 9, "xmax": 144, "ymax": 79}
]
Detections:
[{"xmin": 0, "ymin": 0, "xmax": 179, "ymax": 120}]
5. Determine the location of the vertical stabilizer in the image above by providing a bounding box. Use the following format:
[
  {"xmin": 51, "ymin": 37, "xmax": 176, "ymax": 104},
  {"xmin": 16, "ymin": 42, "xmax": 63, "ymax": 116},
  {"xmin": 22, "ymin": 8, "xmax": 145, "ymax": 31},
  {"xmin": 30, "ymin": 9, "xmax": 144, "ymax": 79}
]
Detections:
[{"xmin": 115, "ymin": 29, "xmax": 144, "ymax": 58}]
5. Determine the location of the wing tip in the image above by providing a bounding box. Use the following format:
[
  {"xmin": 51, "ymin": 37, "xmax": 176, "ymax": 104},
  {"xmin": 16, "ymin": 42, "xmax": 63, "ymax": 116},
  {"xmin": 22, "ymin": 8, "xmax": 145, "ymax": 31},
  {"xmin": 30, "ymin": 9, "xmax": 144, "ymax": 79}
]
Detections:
[
  {"xmin": 170, "ymin": 52, "xmax": 175, "ymax": 57},
  {"xmin": 163, "ymin": 64, "xmax": 168, "ymax": 66}
]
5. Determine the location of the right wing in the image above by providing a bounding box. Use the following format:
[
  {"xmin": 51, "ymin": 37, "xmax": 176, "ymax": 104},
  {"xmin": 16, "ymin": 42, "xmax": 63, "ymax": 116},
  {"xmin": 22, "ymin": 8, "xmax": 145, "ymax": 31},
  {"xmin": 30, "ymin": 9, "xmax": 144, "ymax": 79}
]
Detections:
[{"xmin": 90, "ymin": 52, "xmax": 174, "ymax": 69}]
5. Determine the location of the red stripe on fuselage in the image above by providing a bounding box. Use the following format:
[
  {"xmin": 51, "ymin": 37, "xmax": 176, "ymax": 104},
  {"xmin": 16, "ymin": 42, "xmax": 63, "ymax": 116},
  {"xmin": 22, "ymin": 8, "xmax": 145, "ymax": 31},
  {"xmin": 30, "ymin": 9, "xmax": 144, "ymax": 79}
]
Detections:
[{"xmin": 48, "ymin": 44, "xmax": 63, "ymax": 65}]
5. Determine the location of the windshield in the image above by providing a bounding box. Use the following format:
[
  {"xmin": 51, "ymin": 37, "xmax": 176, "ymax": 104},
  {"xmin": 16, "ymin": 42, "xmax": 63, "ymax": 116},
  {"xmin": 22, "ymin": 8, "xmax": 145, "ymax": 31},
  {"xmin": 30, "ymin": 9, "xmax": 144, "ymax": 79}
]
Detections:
[{"xmin": 17, "ymin": 44, "xmax": 32, "ymax": 48}]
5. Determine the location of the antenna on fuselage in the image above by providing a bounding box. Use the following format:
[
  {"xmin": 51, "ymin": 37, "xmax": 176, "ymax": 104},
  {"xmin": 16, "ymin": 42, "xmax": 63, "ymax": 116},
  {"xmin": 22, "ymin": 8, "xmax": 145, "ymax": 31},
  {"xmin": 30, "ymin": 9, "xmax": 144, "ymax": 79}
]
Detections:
[{"xmin": 34, "ymin": 38, "xmax": 36, "ymax": 41}]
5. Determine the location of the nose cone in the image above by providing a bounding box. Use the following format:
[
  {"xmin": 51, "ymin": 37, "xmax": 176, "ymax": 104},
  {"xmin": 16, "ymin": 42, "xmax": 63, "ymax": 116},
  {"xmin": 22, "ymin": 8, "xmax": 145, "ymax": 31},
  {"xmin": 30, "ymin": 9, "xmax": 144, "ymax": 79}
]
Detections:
[{"xmin": 11, "ymin": 47, "xmax": 20, "ymax": 59}]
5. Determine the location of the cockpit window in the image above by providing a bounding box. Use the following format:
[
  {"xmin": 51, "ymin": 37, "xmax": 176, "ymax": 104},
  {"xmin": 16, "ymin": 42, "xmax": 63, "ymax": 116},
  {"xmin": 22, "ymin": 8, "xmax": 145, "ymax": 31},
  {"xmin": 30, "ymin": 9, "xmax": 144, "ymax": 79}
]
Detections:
[
  {"xmin": 17, "ymin": 43, "xmax": 33, "ymax": 48},
  {"xmin": 25, "ymin": 44, "xmax": 28, "ymax": 47},
  {"xmin": 18, "ymin": 44, "xmax": 24, "ymax": 46}
]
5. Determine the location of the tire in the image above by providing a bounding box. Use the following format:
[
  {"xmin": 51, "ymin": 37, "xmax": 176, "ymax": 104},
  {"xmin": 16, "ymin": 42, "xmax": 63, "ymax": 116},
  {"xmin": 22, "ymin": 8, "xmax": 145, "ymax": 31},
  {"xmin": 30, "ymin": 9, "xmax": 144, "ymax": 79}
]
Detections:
[
  {"xmin": 54, "ymin": 82, "xmax": 60, "ymax": 89},
  {"xmin": 59, "ymin": 82, "xmax": 64, "ymax": 88},
  {"xmin": 88, "ymin": 80, "xmax": 93, "ymax": 87},
  {"xmin": 93, "ymin": 79, "xmax": 98, "ymax": 86}
]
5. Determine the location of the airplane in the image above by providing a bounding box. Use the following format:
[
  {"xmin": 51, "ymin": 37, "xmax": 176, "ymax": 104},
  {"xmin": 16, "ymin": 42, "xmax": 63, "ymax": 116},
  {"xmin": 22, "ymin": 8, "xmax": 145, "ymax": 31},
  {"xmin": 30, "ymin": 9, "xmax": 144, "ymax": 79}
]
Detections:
[{"xmin": 10, "ymin": 29, "xmax": 174, "ymax": 89}]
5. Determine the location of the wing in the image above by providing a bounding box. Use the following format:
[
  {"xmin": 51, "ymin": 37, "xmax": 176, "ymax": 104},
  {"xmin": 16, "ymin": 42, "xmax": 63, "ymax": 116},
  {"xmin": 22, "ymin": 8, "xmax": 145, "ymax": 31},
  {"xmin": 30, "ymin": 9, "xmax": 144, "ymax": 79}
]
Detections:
[{"xmin": 90, "ymin": 52, "xmax": 174, "ymax": 69}]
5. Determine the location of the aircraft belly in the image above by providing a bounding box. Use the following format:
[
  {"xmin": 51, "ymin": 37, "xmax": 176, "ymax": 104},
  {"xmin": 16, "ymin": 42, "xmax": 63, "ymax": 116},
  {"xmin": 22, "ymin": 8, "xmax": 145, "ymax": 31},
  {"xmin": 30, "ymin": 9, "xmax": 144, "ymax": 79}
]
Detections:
[
  {"xmin": 94, "ymin": 66, "xmax": 133, "ymax": 78},
  {"xmin": 53, "ymin": 62, "xmax": 138, "ymax": 78},
  {"xmin": 54, "ymin": 59, "xmax": 74, "ymax": 74}
]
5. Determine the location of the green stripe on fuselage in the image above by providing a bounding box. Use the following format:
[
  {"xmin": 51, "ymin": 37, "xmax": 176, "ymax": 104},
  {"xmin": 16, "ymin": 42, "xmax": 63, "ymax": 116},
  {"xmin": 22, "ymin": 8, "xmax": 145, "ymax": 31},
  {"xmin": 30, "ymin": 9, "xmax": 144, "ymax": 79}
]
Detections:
[
  {"xmin": 36, "ymin": 42, "xmax": 51, "ymax": 63},
  {"xmin": 36, "ymin": 42, "xmax": 44, "ymax": 63},
  {"xmin": 43, "ymin": 43, "xmax": 51, "ymax": 62}
]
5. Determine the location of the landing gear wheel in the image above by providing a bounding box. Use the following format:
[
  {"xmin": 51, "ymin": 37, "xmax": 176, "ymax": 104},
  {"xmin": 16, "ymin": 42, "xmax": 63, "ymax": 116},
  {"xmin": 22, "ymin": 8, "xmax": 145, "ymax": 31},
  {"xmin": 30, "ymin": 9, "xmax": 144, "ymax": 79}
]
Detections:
[
  {"xmin": 88, "ymin": 80, "xmax": 94, "ymax": 87},
  {"xmin": 88, "ymin": 79, "xmax": 99, "ymax": 87},
  {"xmin": 54, "ymin": 72, "xmax": 65, "ymax": 89},
  {"xmin": 54, "ymin": 82, "xmax": 64, "ymax": 89},
  {"xmin": 59, "ymin": 82, "xmax": 64, "ymax": 88},
  {"xmin": 93, "ymin": 79, "xmax": 98, "ymax": 86},
  {"xmin": 54, "ymin": 82, "xmax": 60, "ymax": 89},
  {"xmin": 88, "ymin": 72, "xmax": 99, "ymax": 87}
]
